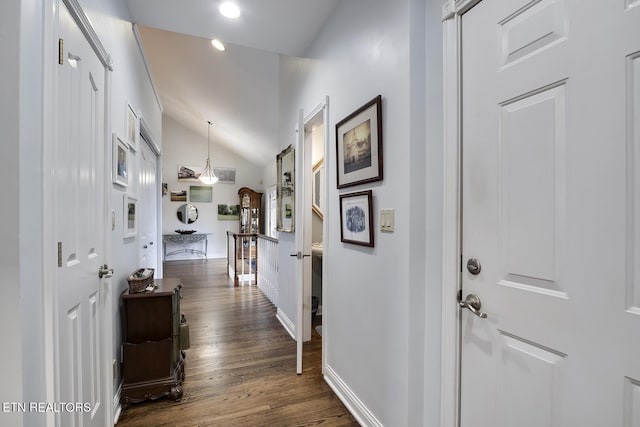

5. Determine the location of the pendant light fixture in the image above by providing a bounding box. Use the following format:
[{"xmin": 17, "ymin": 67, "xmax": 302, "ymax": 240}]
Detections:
[{"xmin": 199, "ymin": 120, "xmax": 218, "ymax": 185}]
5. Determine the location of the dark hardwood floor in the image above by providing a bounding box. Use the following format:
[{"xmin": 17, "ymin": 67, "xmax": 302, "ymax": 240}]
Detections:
[{"xmin": 116, "ymin": 259, "xmax": 358, "ymax": 426}]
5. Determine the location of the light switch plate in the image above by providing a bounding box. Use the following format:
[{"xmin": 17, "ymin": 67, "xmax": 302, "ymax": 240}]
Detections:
[{"xmin": 380, "ymin": 208, "xmax": 394, "ymax": 232}]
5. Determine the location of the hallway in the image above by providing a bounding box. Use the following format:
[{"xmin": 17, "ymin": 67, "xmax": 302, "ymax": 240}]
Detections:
[{"xmin": 116, "ymin": 259, "xmax": 357, "ymax": 426}]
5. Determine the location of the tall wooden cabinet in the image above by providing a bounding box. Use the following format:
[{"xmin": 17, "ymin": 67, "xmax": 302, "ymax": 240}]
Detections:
[
  {"xmin": 238, "ymin": 187, "xmax": 263, "ymax": 234},
  {"xmin": 120, "ymin": 278, "xmax": 185, "ymax": 407}
]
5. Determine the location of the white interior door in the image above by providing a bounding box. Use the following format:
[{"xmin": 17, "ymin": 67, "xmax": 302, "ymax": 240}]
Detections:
[
  {"xmin": 293, "ymin": 101, "xmax": 329, "ymax": 375},
  {"xmin": 460, "ymin": 1, "xmax": 640, "ymax": 425},
  {"xmin": 54, "ymin": 3, "xmax": 108, "ymax": 426},
  {"xmin": 294, "ymin": 108, "xmax": 307, "ymax": 374},
  {"xmin": 139, "ymin": 139, "xmax": 158, "ymax": 272}
]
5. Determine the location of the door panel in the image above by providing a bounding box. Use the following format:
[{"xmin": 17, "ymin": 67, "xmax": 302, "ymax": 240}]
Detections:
[
  {"xmin": 55, "ymin": 3, "xmax": 106, "ymax": 426},
  {"xmin": 499, "ymin": 83, "xmax": 565, "ymax": 289},
  {"xmin": 461, "ymin": 1, "xmax": 640, "ymax": 425},
  {"xmin": 496, "ymin": 331, "xmax": 566, "ymax": 427},
  {"xmin": 139, "ymin": 140, "xmax": 158, "ymax": 271}
]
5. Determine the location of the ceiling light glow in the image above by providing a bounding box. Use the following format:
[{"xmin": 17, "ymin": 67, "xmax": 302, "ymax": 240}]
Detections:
[
  {"xmin": 211, "ymin": 39, "xmax": 226, "ymax": 51},
  {"xmin": 219, "ymin": 2, "xmax": 240, "ymax": 19}
]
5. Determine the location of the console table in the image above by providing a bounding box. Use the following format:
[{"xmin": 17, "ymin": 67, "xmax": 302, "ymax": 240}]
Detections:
[
  {"xmin": 163, "ymin": 233, "xmax": 209, "ymax": 261},
  {"xmin": 120, "ymin": 278, "xmax": 185, "ymax": 407}
]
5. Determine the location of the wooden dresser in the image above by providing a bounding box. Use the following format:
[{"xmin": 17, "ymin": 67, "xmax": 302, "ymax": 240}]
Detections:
[{"xmin": 120, "ymin": 277, "xmax": 185, "ymax": 407}]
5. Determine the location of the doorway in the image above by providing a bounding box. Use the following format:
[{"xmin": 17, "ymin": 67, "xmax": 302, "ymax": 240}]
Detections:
[
  {"xmin": 139, "ymin": 122, "xmax": 161, "ymax": 276},
  {"xmin": 305, "ymin": 110, "xmax": 326, "ymax": 341},
  {"xmin": 443, "ymin": 0, "xmax": 640, "ymax": 425},
  {"xmin": 294, "ymin": 97, "xmax": 329, "ymax": 374}
]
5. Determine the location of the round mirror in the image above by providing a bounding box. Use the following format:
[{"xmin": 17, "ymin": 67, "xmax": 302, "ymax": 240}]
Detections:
[{"xmin": 177, "ymin": 203, "xmax": 198, "ymax": 224}]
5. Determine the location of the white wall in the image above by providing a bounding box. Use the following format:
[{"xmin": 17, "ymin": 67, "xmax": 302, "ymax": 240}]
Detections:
[
  {"xmin": 18, "ymin": 0, "xmax": 50, "ymax": 424},
  {"xmin": 422, "ymin": 0, "xmax": 444, "ymax": 425},
  {"xmin": 274, "ymin": 0, "xmax": 444, "ymax": 425},
  {"xmin": 2, "ymin": 1, "xmax": 26, "ymax": 426},
  {"xmin": 278, "ymin": 1, "xmax": 412, "ymax": 424},
  {"xmin": 161, "ymin": 116, "xmax": 264, "ymax": 259}
]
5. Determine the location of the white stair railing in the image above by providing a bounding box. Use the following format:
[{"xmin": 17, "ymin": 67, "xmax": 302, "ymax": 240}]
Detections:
[
  {"xmin": 257, "ymin": 235, "xmax": 279, "ymax": 306},
  {"xmin": 227, "ymin": 232, "xmax": 279, "ymax": 304}
]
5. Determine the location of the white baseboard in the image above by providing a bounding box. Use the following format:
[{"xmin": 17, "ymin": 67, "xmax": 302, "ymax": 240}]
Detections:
[
  {"xmin": 113, "ymin": 382, "xmax": 122, "ymax": 424},
  {"xmin": 275, "ymin": 308, "xmax": 295, "ymax": 340},
  {"xmin": 324, "ymin": 364, "xmax": 382, "ymax": 427}
]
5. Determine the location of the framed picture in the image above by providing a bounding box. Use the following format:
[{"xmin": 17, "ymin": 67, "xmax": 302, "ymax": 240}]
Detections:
[
  {"xmin": 170, "ymin": 190, "xmax": 187, "ymax": 202},
  {"xmin": 335, "ymin": 95, "xmax": 383, "ymax": 188},
  {"xmin": 178, "ymin": 165, "xmax": 202, "ymax": 182},
  {"xmin": 112, "ymin": 133, "xmax": 128, "ymax": 187},
  {"xmin": 126, "ymin": 103, "xmax": 138, "ymax": 150},
  {"xmin": 213, "ymin": 167, "xmax": 236, "ymax": 184},
  {"xmin": 190, "ymin": 185, "xmax": 213, "ymax": 203},
  {"xmin": 312, "ymin": 159, "xmax": 324, "ymax": 219},
  {"xmin": 123, "ymin": 194, "xmax": 137, "ymax": 238},
  {"xmin": 339, "ymin": 190, "xmax": 374, "ymax": 247},
  {"xmin": 276, "ymin": 144, "xmax": 295, "ymax": 232},
  {"xmin": 217, "ymin": 204, "xmax": 240, "ymax": 220}
]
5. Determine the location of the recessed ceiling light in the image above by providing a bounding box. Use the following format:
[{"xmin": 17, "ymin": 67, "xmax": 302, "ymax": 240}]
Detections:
[
  {"xmin": 211, "ymin": 39, "xmax": 226, "ymax": 51},
  {"xmin": 219, "ymin": 2, "xmax": 240, "ymax": 19}
]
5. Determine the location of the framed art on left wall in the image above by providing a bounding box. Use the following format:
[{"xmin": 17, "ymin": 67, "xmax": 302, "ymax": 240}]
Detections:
[
  {"xmin": 123, "ymin": 194, "xmax": 137, "ymax": 238},
  {"xmin": 113, "ymin": 133, "xmax": 128, "ymax": 187},
  {"xmin": 126, "ymin": 102, "xmax": 138, "ymax": 151}
]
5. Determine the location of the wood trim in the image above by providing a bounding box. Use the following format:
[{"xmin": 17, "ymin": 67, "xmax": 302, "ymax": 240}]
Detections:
[
  {"xmin": 441, "ymin": 2, "xmax": 465, "ymax": 426},
  {"xmin": 324, "ymin": 365, "xmax": 383, "ymax": 427},
  {"xmin": 442, "ymin": 0, "xmax": 483, "ymax": 20},
  {"xmin": 303, "ymin": 98, "xmax": 328, "ymax": 124},
  {"xmin": 275, "ymin": 308, "xmax": 295, "ymax": 340},
  {"xmin": 321, "ymin": 95, "xmax": 330, "ymax": 377},
  {"xmin": 113, "ymin": 382, "xmax": 123, "ymax": 424},
  {"xmin": 62, "ymin": 0, "xmax": 112, "ymax": 70},
  {"xmin": 455, "ymin": 0, "xmax": 483, "ymax": 14},
  {"xmin": 233, "ymin": 233, "xmax": 259, "ymax": 238}
]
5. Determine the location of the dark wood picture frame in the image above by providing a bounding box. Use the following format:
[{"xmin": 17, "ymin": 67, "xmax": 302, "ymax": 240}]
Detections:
[
  {"xmin": 339, "ymin": 190, "xmax": 374, "ymax": 247},
  {"xmin": 335, "ymin": 95, "xmax": 383, "ymax": 189}
]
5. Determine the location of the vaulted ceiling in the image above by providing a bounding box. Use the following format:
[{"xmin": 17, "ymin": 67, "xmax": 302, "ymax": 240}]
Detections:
[{"xmin": 126, "ymin": 0, "xmax": 339, "ymax": 166}]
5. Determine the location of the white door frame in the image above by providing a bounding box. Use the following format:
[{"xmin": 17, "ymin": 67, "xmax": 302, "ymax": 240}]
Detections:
[
  {"xmin": 320, "ymin": 97, "xmax": 329, "ymax": 376},
  {"xmin": 440, "ymin": 1, "xmax": 483, "ymax": 426},
  {"xmin": 43, "ymin": 0, "xmax": 114, "ymax": 424}
]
